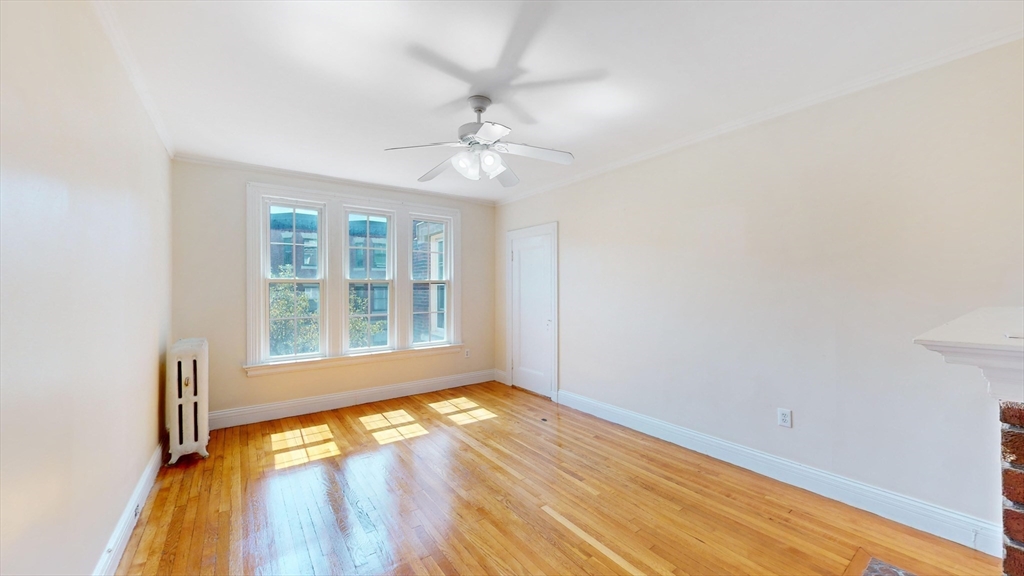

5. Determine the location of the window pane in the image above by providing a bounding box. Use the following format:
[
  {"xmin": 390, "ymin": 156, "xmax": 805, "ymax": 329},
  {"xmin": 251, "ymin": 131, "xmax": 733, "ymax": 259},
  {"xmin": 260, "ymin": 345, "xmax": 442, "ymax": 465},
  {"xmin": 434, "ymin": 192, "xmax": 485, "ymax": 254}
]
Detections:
[
  {"xmin": 370, "ymin": 284, "xmax": 388, "ymax": 314},
  {"xmin": 349, "ymin": 214, "xmax": 367, "ymax": 247},
  {"xmin": 295, "ymin": 283, "xmax": 320, "ymax": 316},
  {"xmin": 370, "ymin": 316, "xmax": 388, "ymax": 347},
  {"xmin": 349, "ymin": 248, "xmax": 367, "ymax": 279},
  {"xmin": 413, "ymin": 283, "xmax": 429, "ymax": 313},
  {"xmin": 434, "ymin": 284, "xmax": 445, "ymax": 312},
  {"xmin": 413, "ymin": 251, "xmax": 444, "ymax": 281},
  {"xmin": 296, "ymin": 318, "xmax": 319, "ymax": 354},
  {"xmin": 349, "ymin": 318, "xmax": 369, "ymax": 349},
  {"xmin": 270, "ymin": 319, "xmax": 296, "ymax": 357},
  {"xmin": 270, "ymin": 244, "xmax": 294, "ymax": 278},
  {"xmin": 349, "ymin": 283, "xmax": 368, "ymax": 315},
  {"xmin": 412, "ymin": 313, "xmax": 430, "ymax": 344},
  {"xmin": 370, "ymin": 249, "xmax": 386, "ymax": 279},
  {"xmin": 295, "ymin": 209, "xmax": 318, "ymax": 245},
  {"xmin": 297, "ymin": 247, "xmax": 317, "ymax": 278},
  {"xmin": 270, "ymin": 283, "xmax": 294, "ymax": 318},
  {"xmin": 433, "ymin": 248, "xmax": 444, "ymax": 280},
  {"xmin": 269, "ymin": 206, "xmax": 294, "ymax": 243},
  {"xmin": 433, "ymin": 313, "xmax": 446, "ymax": 340},
  {"xmin": 412, "ymin": 251, "xmax": 429, "ymax": 281},
  {"xmin": 369, "ymin": 216, "xmax": 387, "ymax": 249},
  {"xmin": 436, "ymin": 240, "xmax": 444, "ymax": 278},
  {"xmin": 413, "ymin": 220, "xmax": 444, "ymax": 251}
]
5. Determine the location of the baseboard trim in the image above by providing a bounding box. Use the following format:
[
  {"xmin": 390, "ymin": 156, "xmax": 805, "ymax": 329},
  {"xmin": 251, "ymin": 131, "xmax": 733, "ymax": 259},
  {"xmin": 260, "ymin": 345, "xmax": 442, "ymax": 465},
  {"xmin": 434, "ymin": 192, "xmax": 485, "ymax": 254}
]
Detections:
[
  {"xmin": 556, "ymin": 390, "xmax": 1001, "ymax": 557},
  {"xmin": 93, "ymin": 445, "xmax": 162, "ymax": 576},
  {"xmin": 494, "ymin": 369, "xmax": 510, "ymax": 385},
  {"xmin": 210, "ymin": 369, "xmax": 496, "ymax": 429}
]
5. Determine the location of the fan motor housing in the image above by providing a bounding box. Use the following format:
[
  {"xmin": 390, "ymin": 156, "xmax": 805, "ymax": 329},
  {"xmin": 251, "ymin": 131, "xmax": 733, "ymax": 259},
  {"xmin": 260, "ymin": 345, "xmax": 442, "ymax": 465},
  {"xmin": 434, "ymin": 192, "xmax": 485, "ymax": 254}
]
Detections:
[{"xmin": 458, "ymin": 122, "xmax": 484, "ymax": 143}]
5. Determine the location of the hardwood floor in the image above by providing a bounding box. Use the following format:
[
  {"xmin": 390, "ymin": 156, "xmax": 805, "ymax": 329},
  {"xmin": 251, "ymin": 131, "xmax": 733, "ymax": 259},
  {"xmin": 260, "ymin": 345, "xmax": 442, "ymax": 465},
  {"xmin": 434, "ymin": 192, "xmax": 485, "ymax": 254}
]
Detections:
[{"xmin": 116, "ymin": 381, "xmax": 998, "ymax": 575}]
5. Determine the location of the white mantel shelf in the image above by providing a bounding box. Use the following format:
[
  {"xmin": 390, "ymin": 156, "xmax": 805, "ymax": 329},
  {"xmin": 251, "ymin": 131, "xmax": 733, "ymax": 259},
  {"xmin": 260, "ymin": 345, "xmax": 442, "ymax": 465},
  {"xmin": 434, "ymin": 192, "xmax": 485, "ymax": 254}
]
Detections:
[{"xmin": 915, "ymin": 307, "xmax": 1024, "ymax": 402}]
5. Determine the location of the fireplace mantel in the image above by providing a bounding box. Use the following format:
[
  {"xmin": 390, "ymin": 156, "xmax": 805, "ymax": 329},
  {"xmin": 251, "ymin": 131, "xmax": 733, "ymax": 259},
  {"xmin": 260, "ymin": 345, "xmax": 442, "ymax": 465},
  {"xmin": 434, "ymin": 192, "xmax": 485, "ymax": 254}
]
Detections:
[{"xmin": 914, "ymin": 307, "xmax": 1024, "ymax": 401}]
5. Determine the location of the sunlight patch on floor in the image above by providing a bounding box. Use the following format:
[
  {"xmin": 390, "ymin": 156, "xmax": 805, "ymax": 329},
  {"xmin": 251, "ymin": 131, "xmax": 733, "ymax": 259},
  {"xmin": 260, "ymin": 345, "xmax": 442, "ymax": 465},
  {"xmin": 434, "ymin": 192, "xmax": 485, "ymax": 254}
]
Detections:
[
  {"xmin": 373, "ymin": 423, "xmax": 429, "ymax": 445},
  {"xmin": 428, "ymin": 397, "xmax": 478, "ymax": 414},
  {"xmin": 360, "ymin": 409, "xmax": 415, "ymax": 430},
  {"xmin": 448, "ymin": 408, "xmax": 497, "ymax": 425},
  {"xmin": 270, "ymin": 424, "xmax": 340, "ymax": 469}
]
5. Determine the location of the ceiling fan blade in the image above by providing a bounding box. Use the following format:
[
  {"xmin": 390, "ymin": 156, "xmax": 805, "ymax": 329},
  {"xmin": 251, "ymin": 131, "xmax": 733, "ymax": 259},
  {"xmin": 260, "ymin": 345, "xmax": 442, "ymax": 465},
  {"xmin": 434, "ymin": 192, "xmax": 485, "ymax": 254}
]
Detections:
[
  {"xmin": 497, "ymin": 2, "xmax": 553, "ymax": 71},
  {"xmin": 475, "ymin": 122, "xmax": 512, "ymax": 144},
  {"xmin": 418, "ymin": 155, "xmax": 457, "ymax": 182},
  {"xmin": 495, "ymin": 161, "xmax": 519, "ymax": 187},
  {"xmin": 493, "ymin": 141, "xmax": 573, "ymax": 165},
  {"xmin": 406, "ymin": 44, "xmax": 477, "ymax": 84},
  {"xmin": 500, "ymin": 97, "xmax": 537, "ymax": 125},
  {"xmin": 509, "ymin": 69, "xmax": 608, "ymax": 91},
  {"xmin": 386, "ymin": 142, "xmax": 463, "ymax": 152},
  {"xmin": 495, "ymin": 159, "xmax": 520, "ymax": 187}
]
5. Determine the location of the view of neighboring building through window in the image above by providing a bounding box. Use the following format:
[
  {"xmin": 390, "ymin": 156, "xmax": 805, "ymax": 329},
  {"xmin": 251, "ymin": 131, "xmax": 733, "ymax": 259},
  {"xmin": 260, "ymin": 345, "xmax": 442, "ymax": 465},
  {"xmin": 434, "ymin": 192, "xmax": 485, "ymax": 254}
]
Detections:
[
  {"xmin": 268, "ymin": 206, "xmax": 321, "ymax": 357},
  {"xmin": 347, "ymin": 213, "xmax": 390, "ymax": 350},
  {"xmin": 412, "ymin": 220, "xmax": 447, "ymax": 344}
]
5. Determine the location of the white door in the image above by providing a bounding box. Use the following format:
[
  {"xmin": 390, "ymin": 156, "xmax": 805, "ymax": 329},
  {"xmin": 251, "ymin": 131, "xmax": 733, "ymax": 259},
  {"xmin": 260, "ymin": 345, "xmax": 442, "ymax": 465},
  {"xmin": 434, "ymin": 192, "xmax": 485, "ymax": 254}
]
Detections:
[{"xmin": 510, "ymin": 226, "xmax": 556, "ymax": 398}]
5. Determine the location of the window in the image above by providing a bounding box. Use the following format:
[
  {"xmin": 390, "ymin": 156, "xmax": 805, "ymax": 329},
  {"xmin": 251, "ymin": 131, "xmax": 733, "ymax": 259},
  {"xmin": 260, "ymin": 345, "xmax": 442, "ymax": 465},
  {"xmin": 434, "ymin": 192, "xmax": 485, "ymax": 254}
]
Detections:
[
  {"xmin": 345, "ymin": 212, "xmax": 391, "ymax": 352},
  {"xmin": 266, "ymin": 204, "xmax": 324, "ymax": 359},
  {"xmin": 412, "ymin": 219, "xmax": 449, "ymax": 345},
  {"xmin": 246, "ymin": 183, "xmax": 460, "ymax": 372}
]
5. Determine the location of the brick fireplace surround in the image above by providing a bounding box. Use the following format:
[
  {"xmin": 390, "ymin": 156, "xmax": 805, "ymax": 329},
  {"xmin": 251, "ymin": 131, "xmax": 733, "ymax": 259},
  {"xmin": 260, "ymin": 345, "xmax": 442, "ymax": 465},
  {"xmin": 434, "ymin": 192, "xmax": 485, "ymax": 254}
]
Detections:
[
  {"xmin": 1002, "ymin": 403, "xmax": 1024, "ymax": 575},
  {"xmin": 915, "ymin": 307, "xmax": 1024, "ymax": 576}
]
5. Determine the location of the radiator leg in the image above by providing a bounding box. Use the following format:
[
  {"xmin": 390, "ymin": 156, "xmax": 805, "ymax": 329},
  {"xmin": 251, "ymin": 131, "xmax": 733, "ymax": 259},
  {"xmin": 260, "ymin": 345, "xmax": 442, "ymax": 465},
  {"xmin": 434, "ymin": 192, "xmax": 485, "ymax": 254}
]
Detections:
[{"xmin": 199, "ymin": 447, "xmax": 209, "ymax": 458}]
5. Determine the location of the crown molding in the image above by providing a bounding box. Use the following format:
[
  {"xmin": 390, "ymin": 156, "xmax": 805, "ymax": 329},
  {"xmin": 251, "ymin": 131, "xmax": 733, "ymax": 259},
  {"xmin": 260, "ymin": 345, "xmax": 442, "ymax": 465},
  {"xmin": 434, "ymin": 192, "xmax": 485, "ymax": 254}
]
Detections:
[
  {"xmin": 498, "ymin": 25, "xmax": 1024, "ymax": 207},
  {"xmin": 91, "ymin": 1, "xmax": 175, "ymax": 157},
  {"xmin": 174, "ymin": 154, "xmax": 498, "ymax": 207}
]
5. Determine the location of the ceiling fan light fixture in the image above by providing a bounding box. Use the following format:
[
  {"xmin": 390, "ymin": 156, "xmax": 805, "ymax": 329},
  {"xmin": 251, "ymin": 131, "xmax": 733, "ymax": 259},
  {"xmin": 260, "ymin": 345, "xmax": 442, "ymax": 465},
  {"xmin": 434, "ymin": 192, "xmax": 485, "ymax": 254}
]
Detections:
[
  {"xmin": 479, "ymin": 149, "xmax": 504, "ymax": 178},
  {"xmin": 451, "ymin": 150, "xmax": 480, "ymax": 180}
]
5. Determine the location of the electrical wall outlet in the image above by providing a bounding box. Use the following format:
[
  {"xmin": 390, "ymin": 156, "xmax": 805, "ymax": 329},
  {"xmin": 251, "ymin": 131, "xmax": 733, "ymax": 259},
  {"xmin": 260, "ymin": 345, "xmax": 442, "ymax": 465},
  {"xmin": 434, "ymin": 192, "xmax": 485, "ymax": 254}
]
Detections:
[
  {"xmin": 464, "ymin": 349, "xmax": 470, "ymax": 358},
  {"xmin": 777, "ymin": 408, "xmax": 792, "ymax": 428}
]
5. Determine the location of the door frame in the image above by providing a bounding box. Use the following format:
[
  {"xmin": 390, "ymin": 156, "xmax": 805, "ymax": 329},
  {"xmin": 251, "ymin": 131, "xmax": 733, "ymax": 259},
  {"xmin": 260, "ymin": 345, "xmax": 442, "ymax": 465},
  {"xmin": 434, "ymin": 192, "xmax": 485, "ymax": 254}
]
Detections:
[{"xmin": 505, "ymin": 222, "xmax": 559, "ymax": 400}]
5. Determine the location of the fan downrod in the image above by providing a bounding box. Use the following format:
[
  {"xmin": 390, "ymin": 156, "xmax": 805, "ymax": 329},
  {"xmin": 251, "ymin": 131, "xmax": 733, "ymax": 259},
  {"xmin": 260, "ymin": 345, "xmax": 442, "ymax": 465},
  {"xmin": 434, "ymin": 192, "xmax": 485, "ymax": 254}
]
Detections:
[{"xmin": 468, "ymin": 95, "xmax": 491, "ymax": 122}]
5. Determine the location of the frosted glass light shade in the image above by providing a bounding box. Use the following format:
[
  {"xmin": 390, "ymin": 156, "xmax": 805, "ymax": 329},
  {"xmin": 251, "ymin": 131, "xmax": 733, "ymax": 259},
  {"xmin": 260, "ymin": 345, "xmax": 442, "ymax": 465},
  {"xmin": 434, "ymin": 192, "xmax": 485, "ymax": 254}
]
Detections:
[{"xmin": 451, "ymin": 150, "xmax": 480, "ymax": 180}]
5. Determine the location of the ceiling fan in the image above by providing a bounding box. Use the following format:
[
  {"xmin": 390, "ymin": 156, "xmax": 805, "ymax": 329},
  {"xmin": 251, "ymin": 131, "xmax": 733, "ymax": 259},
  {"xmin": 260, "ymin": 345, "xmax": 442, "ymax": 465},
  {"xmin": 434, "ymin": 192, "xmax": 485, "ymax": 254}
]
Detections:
[{"xmin": 385, "ymin": 95, "xmax": 573, "ymax": 187}]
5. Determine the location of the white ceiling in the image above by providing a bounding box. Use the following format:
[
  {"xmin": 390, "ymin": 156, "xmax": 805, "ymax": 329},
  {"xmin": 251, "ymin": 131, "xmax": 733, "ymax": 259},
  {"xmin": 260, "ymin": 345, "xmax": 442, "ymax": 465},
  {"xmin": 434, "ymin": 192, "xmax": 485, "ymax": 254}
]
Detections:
[{"xmin": 104, "ymin": 1, "xmax": 1023, "ymax": 203}]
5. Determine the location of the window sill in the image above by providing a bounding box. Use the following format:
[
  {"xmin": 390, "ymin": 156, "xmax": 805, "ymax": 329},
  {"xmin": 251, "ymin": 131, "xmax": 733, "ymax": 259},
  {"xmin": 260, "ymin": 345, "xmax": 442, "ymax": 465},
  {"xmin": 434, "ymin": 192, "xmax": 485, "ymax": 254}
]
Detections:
[{"xmin": 243, "ymin": 344, "xmax": 464, "ymax": 377}]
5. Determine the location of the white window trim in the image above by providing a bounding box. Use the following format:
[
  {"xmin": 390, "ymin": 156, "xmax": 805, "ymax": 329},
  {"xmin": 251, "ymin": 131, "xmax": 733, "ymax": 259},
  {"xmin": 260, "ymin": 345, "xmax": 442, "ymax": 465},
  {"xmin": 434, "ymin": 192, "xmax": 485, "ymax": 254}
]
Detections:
[
  {"xmin": 341, "ymin": 206, "xmax": 396, "ymax": 355},
  {"xmin": 409, "ymin": 213, "xmax": 455, "ymax": 348},
  {"xmin": 245, "ymin": 182, "xmax": 461, "ymax": 376}
]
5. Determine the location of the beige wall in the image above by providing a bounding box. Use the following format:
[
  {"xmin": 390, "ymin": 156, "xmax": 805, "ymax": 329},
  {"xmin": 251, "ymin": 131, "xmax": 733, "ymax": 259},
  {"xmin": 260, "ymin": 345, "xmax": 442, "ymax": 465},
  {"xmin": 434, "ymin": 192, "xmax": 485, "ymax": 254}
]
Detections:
[
  {"xmin": 171, "ymin": 160, "xmax": 494, "ymax": 411},
  {"xmin": 0, "ymin": 2, "xmax": 172, "ymax": 574},
  {"xmin": 495, "ymin": 40, "xmax": 1024, "ymax": 523}
]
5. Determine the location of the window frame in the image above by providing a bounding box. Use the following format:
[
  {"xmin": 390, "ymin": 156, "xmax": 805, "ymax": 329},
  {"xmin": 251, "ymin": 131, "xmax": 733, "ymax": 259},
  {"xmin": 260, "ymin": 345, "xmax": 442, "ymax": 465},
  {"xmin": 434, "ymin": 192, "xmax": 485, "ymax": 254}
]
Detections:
[
  {"xmin": 246, "ymin": 182, "xmax": 461, "ymax": 374},
  {"xmin": 409, "ymin": 215, "xmax": 453, "ymax": 348},
  {"xmin": 259, "ymin": 196, "xmax": 328, "ymax": 362},
  {"xmin": 342, "ymin": 206, "xmax": 396, "ymax": 355}
]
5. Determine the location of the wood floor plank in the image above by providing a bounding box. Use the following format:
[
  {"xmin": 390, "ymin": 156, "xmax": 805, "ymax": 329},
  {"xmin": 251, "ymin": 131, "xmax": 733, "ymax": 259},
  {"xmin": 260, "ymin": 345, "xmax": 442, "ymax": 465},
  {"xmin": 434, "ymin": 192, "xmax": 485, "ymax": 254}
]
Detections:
[{"xmin": 116, "ymin": 382, "xmax": 999, "ymax": 576}]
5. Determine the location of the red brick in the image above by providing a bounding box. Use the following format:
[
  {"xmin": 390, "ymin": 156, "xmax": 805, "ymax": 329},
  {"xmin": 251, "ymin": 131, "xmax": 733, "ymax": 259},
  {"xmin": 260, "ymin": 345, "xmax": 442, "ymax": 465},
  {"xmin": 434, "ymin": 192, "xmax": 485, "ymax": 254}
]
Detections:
[
  {"xmin": 1003, "ymin": 402, "xmax": 1024, "ymax": 427},
  {"xmin": 1006, "ymin": 429, "xmax": 1024, "ymax": 465},
  {"xmin": 1006, "ymin": 507, "xmax": 1024, "ymax": 543},
  {"xmin": 1005, "ymin": 468, "xmax": 1024, "ymax": 505},
  {"xmin": 1007, "ymin": 541, "xmax": 1024, "ymax": 576}
]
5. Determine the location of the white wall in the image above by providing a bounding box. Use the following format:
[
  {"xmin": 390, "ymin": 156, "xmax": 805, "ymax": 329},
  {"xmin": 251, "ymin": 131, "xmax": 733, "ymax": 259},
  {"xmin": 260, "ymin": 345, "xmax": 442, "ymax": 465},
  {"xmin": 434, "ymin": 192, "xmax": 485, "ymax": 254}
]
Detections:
[
  {"xmin": 496, "ymin": 40, "xmax": 1024, "ymax": 524},
  {"xmin": 0, "ymin": 2, "xmax": 172, "ymax": 574},
  {"xmin": 171, "ymin": 160, "xmax": 494, "ymax": 411}
]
